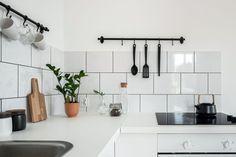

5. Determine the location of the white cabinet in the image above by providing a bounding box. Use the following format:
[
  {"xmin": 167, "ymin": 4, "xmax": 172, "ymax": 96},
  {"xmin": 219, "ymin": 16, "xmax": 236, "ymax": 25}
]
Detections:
[
  {"xmin": 98, "ymin": 139, "xmax": 115, "ymax": 157},
  {"xmin": 115, "ymin": 133, "xmax": 157, "ymax": 157}
]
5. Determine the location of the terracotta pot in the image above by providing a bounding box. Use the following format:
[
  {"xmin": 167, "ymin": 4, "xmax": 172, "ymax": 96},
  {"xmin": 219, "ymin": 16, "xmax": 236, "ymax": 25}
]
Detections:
[{"xmin": 65, "ymin": 103, "xmax": 79, "ymax": 118}]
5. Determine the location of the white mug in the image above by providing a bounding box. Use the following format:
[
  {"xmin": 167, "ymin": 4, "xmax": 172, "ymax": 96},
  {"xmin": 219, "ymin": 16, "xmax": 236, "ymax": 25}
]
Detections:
[
  {"xmin": 0, "ymin": 17, "xmax": 20, "ymax": 40},
  {"xmin": 33, "ymin": 33, "xmax": 46, "ymax": 50}
]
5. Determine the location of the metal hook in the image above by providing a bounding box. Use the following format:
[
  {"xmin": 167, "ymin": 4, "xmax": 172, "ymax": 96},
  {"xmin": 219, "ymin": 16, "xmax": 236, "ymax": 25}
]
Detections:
[
  {"xmin": 121, "ymin": 40, "xmax": 124, "ymax": 46},
  {"xmin": 133, "ymin": 40, "xmax": 136, "ymax": 44},
  {"xmin": 6, "ymin": 5, "xmax": 10, "ymax": 17},
  {"xmin": 172, "ymin": 40, "xmax": 174, "ymax": 46},
  {"xmin": 145, "ymin": 40, "xmax": 147, "ymax": 45},
  {"xmin": 36, "ymin": 23, "xmax": 40, "ymax": 32},
  {"xmin": 158, "ymin": 40, "xmax": 160, "ymax": 44},
  {"xmin": 23, "ymin": 15, "xmax": 28, "ymax": 27}
]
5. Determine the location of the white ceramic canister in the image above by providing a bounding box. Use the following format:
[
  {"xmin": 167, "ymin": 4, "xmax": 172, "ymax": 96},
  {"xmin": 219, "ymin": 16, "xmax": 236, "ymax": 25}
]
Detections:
[{"xmin": 0, "ymin": 112, "xmax": 12, "ymax": 137}]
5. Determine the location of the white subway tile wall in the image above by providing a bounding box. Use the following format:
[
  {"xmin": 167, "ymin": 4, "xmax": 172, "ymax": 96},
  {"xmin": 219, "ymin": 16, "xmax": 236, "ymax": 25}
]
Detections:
[
  {"xmin": 0, "ymin": 34, "xmax": 64, "ymax": 116},
  {"xmin": 65, "ymin": 51, "xmax": 222, "ymax": 113},
  {"xmin": 0, "ymin": 31, "xmax": 222, "ymax": 114}
]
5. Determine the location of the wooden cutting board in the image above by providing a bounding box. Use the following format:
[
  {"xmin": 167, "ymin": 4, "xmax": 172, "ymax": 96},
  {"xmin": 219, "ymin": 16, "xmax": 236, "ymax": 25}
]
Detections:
[{"xmin": 28, "ymin": 78, "xmax": 47, "ymax": 122}]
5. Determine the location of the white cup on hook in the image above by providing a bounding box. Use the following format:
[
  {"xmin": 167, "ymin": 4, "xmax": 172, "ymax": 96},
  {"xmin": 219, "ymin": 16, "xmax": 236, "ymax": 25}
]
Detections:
[
  {"xmin": 33, "ymin": 32, "xmax": 46, "ymax": 50},
  {"xmin": 0, "ymin": 17, "xmax": 20, "ymax": 40}
]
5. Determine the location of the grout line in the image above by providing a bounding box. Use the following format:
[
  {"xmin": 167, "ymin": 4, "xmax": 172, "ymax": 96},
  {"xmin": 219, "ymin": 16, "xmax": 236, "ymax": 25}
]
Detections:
[
  {"xmin": 166, "ymin": 95, "xmax": 168, "ymax": 112},
  {"xmin": 166, "ymin": 51, "xmax": 169, "ymax": 72},
  {"xmin": 180, "ymin": 73, "xmax": 182, "ymax": 94},
  {"xmin": 99, "ymin": 72, "xmax": 101, "ymax": 92},
  {"xmin": 207, "ymin": 72, "xmax": 210, "ymax": 94},
  {"xmin": 112, "ymin": 51, "xmax": 114, "ymax": 72},
  {"xmin": 30, "ymin": 45, "xmax": 33, "ymax": 66},
  {"xmin": 153, "ymin": 73, "xmax": 155, "ymax": 94},
  {"xmin": 139, "ymin": 94, "xmax": 141, "ymax": 112},
  {"xmin": 85, "ymin": 51, "xmax": 88, "ymax": 72},
  {"xmin": 193, "ymin": 51, "xmax": 196, "ymax": 73},
  {"xmin": 17, "ymin": 65, "xmax": 19, "ymax": 97},
  {"xmin": 0, "ymin": 33, "xmax": 2, "ymax": 62},
  {"xmin": 62, "ymin": 71, "xmax": 221, "ymax": 74}
]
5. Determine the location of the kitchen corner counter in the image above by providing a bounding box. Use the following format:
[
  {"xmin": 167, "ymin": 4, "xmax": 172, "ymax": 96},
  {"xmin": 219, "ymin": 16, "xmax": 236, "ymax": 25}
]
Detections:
[{"xmin": 0, "ymin": 113, "xmax": 126, "ymax": 157}]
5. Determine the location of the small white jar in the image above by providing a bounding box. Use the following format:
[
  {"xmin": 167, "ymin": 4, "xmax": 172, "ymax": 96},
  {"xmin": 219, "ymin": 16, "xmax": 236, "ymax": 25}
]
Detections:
[{"xmin": 0, "ymin": 112, "xmax": 12, "ymax": 137}]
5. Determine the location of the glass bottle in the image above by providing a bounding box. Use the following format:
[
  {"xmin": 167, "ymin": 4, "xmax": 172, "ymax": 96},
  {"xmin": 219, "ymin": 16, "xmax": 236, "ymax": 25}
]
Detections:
[{"xmin": 120, "ymin": 82, "xmax": 128, "ymax": 114}]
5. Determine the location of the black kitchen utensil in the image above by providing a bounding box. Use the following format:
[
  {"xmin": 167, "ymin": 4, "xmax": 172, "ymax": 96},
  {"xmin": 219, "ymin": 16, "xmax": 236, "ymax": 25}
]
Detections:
[
  {"xmin": 194, "ymin": 95, "xmax": 217, "ymax": 115},
  {"xmin": 142, "ymin": 44, "xmax": 149, "ymax": 78},
  {"xmin": 131, "ymin": 44, "xmax": 138, "ymax": 75},
  {"xmin": 157, "ymin": 43, "xmax": 161, "ymax": 76}
]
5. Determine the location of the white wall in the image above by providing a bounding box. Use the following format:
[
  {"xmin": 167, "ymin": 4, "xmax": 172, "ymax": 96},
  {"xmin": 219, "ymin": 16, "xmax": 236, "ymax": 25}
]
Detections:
[
  {"xmin": 0, "ymin": 0, "xmax": 65, "ymax": 50},
  {"xmin": 64, "ymin": 0, "xmax": 236, "ymax": 114}
]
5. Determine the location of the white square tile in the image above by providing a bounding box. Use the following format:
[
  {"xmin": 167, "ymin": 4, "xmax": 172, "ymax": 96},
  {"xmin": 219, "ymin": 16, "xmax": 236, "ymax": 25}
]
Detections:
[
  {"xmin": 32, "ymin": 46, "xmax": 51, "ymax": 69},
  {"xmin": 2, "ymin": 98, "xmax": 27, "ymax": 112},
  {"xmin": 114, "ymin": 51, "xmax": 140, "ymax": 72},
  {"xmin": 154, "ymin": 73, "xmax": 180, "ymax": 94},
  {"xmin": 194, "ymin": 95, "xmax": 221, "ymax": 112},
  {"xmin": 182, "ymin": 74, "xmax": 208, "ymax": 94},
  {"xmin": 19, "ymin": 66, "xmax": 42, "ymax": 97},
  {"xmin": 140, "ymin": 51, "xmax": 167, "ymax": 72},
  {"xmin": 168, "ymin": 51, "xmax": 194, "ymax": 72},
  {"xmin": 0, "ymin": 62, "xmax": 18, "ymax": 98},
  {"xmin": 51, "ymin": 95, "xmax": 65, "ymax": 116},
  {"xmin": 64, "ymin": 51, "xmax": 86, "ymax": 72},
  {"xmin": 2, "ymin": 36, "xmax": 31, "ymax": 66},
  {"xmin": 87, "ymin": 95, "xmax": 112, "ymax": 113},
  {"xmin": 87, "ymin": 51, "xmax": 112, "ymax": 72},
  {"xmin": 141, "ymin": 95, "xmax": 167, "ymax": 112},
  {"xmin": 43, "ymin": 70, "xmax": 56, "ymax": 95},
  {"xmin": 195, "ymin": 52, "xmax": 221, "ymax": 72},
  {"xmin": 80, "ymin": 73, "xmax": 99, "ymax": 94},
  {"xmin": 209, "ymin": 73, "xmax": 221, "ymax": 94},
  {"xmin": 127, "ymin": 73, "xmax": 153, "ymax": 94},
  {"xmin": 168, "ymin": 95, "xmax": 194, "ymax": 112},
  {"xmin": 51, "ymin": 47, "xmax": 64, "ymax": 72},
  {"xmin": 100, "ymin": 73, "xmax": 126, "ymax": 94},
  {"xmin": 114, "ymin": 95, "xmax": 140, "ymax": 113}
]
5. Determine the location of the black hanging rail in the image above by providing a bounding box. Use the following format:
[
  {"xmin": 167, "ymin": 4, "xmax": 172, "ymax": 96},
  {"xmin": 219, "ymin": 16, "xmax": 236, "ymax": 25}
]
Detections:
[
  {"xmin": 98, "ymin": 36, "xmax": 185, "ymax": 44},
  {"xmin": 0, "ymin": 2, "xmax": 49, "ymax": 33}
]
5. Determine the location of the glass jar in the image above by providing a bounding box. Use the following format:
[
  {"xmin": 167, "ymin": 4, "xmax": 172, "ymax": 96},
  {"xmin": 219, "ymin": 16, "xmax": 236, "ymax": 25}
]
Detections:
[{"xmin": 97, "ymin": 96, "xmax": 109, "ymax": 115}]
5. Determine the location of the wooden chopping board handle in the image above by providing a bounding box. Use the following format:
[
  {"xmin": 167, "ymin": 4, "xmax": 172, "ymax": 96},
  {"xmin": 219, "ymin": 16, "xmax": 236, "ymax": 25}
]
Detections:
[{"xmin": 31, "ymin": 78, "xmax": 40, "ymax": 94}]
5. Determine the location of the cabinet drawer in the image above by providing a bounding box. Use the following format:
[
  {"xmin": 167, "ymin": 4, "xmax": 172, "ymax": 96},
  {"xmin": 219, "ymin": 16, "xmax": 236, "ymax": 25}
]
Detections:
[{"xmin": 158, "ymin": 134, "xmax": 236, "ymax": 153}]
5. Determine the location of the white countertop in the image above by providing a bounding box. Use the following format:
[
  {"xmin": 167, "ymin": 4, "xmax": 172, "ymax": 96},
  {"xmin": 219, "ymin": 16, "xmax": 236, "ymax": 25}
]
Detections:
[
  {"xmin": 1, "ymin": 113, "xmax": 236, "ymax": 157},
  {"xmin": 0, "ymin": 113, "xmax": 126, "ymax": 157}
]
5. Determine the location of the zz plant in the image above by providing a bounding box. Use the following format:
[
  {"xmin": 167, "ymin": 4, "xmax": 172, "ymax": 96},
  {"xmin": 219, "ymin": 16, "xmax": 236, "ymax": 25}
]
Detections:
[{"xmin": 46, "ymin": 64, "xmax": 87, "ymax": 103}]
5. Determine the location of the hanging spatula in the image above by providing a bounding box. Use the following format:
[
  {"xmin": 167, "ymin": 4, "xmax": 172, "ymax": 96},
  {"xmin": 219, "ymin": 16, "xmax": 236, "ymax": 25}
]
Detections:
[
  {"xmin": 157, "ymin": 43, "xmax": 161, "ymax": 76},
  {"xmin": 142, "ymin": 44, "xmax": 149, "ymax": 78}
]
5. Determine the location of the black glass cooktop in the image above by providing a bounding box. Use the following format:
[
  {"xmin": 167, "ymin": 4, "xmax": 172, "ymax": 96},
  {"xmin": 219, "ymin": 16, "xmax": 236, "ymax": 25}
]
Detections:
[{"xmin": 156, "ymin": 112, "xmax": 236, "ymax": 125}]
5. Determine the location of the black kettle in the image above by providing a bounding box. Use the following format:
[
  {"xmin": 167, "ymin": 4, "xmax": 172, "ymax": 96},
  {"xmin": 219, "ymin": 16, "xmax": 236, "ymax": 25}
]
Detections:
[{"xmin": 194, "ymin": 95, "xmax": 217, "ymax": 115}]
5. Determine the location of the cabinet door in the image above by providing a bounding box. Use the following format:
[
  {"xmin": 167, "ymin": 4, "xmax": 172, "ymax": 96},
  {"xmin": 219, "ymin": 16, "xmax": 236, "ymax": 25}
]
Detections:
[{"xmin": 115, "ymin": 134, "xmax": 157, "ymax": 157}]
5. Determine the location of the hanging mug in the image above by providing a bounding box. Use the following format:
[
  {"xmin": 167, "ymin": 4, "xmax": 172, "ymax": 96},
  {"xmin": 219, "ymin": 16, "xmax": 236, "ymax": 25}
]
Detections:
[
  {"xmin": 33, "ymin": 33, "xmax": 46, "ymax": 50},
  {"xmin": 0, "ymin": 17, "xmax": 20, "ymax": 40}
]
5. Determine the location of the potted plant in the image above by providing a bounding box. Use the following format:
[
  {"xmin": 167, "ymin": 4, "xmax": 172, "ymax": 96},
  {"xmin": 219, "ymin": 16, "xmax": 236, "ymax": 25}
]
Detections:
[{"xmin": 46, "ymin": 64, "xmax": 87, "ymax": 117}]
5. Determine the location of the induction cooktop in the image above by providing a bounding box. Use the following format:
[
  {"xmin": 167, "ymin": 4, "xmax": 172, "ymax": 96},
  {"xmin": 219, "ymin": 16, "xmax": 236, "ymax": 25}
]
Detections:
[{"xmin": 156, "ymin": 112, "xmax": 236, "ymax": 125}]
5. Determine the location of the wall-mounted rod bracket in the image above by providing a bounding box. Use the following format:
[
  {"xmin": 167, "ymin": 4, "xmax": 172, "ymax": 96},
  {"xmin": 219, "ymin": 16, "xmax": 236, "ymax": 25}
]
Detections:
[
  {"xmin": 0, "ymin": 2, "xmax": 49, "ymax": 33},
  {"xmin": 98, "ymin": 36, "xmax": 185, "ymax": 44}
]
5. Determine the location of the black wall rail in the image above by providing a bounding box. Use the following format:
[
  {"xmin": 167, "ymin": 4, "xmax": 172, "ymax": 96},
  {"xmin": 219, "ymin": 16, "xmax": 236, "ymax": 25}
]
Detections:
[
  {"xmin": 98, "ymin": 36, "xmax": 185, "ymax": 44},
  {"xmin": 0, "ymin": 1, "xmax": 49, "ymax": 33}
]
